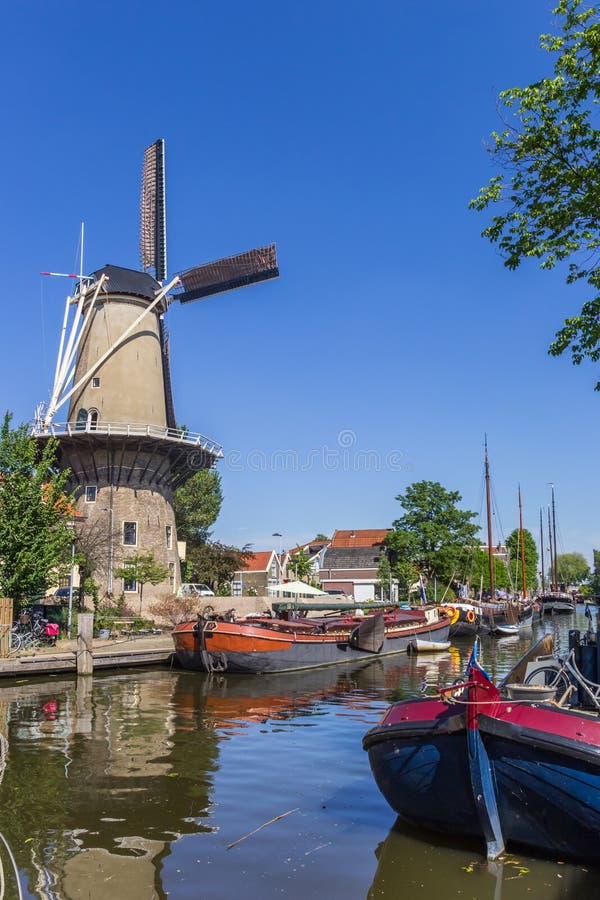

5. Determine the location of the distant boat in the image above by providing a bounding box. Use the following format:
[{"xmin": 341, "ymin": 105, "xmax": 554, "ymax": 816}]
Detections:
[
  {"xmin": 480, "ymin": 446, "xmax": 535, "ymax": 634},
  {"xmin": 492, "ymin": 610, "xmax": 533, "ymax": 636},
  {"xmin": 490, "ymin": 488, "xmax": 535, "ymax": 636},
  {"xmin": 540, "ymin": 485, "xmax": 576, "ymax": 614},
  {"xmin": 406, "ymin": 638, "xmax": 451, "ymax": 654}
]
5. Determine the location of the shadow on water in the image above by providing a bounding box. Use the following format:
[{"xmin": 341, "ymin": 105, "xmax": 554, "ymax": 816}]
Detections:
[{"xmin": 369, "ymin": 818, "xmax": 600, "ymax": 899}]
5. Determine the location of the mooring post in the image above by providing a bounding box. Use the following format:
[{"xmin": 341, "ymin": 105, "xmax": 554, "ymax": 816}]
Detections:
[{"xmin": 77, "ymin": 613, "xmax": 94, "ymax": 676}]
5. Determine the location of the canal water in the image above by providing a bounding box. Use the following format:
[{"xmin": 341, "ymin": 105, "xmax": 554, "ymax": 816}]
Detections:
[{"xmin": 1, "ymin": 610, "xmax": 599, "ymax": 899}]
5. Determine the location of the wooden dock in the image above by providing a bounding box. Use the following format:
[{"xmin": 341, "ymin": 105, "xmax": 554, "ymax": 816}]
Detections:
[{"xmin": 0, "ymin": 634, "xmax": 175, "ymax": 678}]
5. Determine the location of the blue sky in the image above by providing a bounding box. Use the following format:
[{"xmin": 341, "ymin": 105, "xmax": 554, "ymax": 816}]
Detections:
[{"xmin": 1, "ymin": 1, "xmax": 598, "ymax": 564}]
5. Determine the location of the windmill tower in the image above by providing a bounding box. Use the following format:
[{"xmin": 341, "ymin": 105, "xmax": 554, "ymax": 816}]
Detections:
[{"xmin": 35, "ymin": 140, "xmax": 278, "ymax": 606}]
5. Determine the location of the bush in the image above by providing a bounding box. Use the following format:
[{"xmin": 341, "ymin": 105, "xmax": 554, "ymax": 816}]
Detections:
[{"xmin": 149, "ymin": 593, "xmax": 199, "ymax": 625}]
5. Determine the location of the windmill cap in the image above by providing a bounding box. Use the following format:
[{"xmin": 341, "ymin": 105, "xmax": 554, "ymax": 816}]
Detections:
[{"xmin": 90, "ymin": 264, "xmax": 162, "ymax": 300}]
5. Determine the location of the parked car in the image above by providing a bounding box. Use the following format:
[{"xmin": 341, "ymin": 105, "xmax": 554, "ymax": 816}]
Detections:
[
  {"xmin": 177, "ymin": 583, "xmax": 215, "ymax": 598},
  {"xmin": 53, "ymin": 587, "xmax": 73, "ymax": 600}
]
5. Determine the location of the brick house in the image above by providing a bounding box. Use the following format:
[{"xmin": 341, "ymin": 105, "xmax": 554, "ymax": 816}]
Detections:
[
  {"xmin": 232, "ymin": 550, "xmax": 283, "ymax": 597},
  {"xmin": 319, "ymin": 529, "xmax": 397, "ymax": 602}
]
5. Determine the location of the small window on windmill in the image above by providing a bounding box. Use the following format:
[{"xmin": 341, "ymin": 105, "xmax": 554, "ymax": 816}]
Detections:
[
  {"xmin": 166, "ymin": 525, "xmax": 173, "ymax": 549},
  {"xmin": 92, "ymin": 377, "xmax": 100, "ymax": 388},
  {"xmin": 123, "ymin": 521, "xmax": 137, "ymax": 546},
  {"xmin": 87, "ymin": 409, "xmax": 99, "ymax": 431},
  {"xmin": 85, "ymin": 486, "xmax": 97, "ymax": 503}
]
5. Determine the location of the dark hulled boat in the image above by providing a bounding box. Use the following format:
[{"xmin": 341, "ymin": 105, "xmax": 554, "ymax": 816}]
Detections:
[
  {"xmin": 172, "ymin": 605, "xmax": 451, "ymax": 674},
  {"xmin": 363, "ymin": 635, "xmax": 600, "ymax": 864}
]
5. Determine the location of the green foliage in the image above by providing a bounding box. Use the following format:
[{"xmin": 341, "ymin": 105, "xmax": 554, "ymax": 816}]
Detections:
[
  {"xmin": 590, "ymin": 549, "xmax": 600, "ymax": 594},
  {"xmin": 506, "ymin": 527, "xmax": 539, "ymax": 591},
  {"xmin": 469, "ymin": 549, "xmax": 512, "ymax": 592},
  {"xmin": 387, "ymin": 481, "xmax": 479, "ymax": 587},
  {"xmin": 83, "ymin": 577, "xmax": 100, "ymax": 611},
  {"xmin": 114, "ymin": 552, "xmax": 169, "ymax": 613},
  {"xmin": 288, "ymin": 548, "xmax": 312, "ymax": 581},
  {"xmin": 174, "ymin": 469, "xmax": 223, "ymax": 542},
  {"xmin": 186, "ymin": 540, "xmax": 253, "ymax": 591},
  {"xmin": 471, "ymin": 0, "xmax": 600, "ymax": 388},
  {"xmin": 0, "ymin": 412, "xmax": 74, "ymax": 601},
  {"xmin": 314, "ymin": 533, "xmax": 330, "ymax": 542},
  {"xmin": 555, "ymin": 551, "xmax": 591, "ymax": 584}
]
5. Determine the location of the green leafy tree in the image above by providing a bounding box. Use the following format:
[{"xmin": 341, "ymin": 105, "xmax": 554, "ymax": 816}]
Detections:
[
  {"xmin": 506, "ymin": 528, "xmax": 539, "ymax": 592},
  {"xmin": 386, "ymin": 481, "xmax": 479, "ymax": 589},
  {"xmin": 555, "ymin": 551, "xmax": 590, "ymax": 585},
  {"xmin": 469, "ymin": 550, "xmax": 511, "ymax": 593},
  {"xmin": 186, "ymin": 541, "xmax": 253, "ymax": 593},
  {"xmin": 470, "ymin": 1, "xmax": 600, "ymax": 388},
  {"xmin": 589, "ymin": 549, "xmax": 600, "ymax": 594},
  {"xmin": 288, "ymin": 548, "xmax": 312, "ymax": 581},
  {"xmin": 174, "ymin": 469, "xmax": 223, "ymax": 543},
  {"xmin": 0, "ymin": 413, "xmax": 74, "ymax": 602},
  {"xmin": 114, "ymin": 552, "xmax": 169, "ymax": 615},
  {"xmin": 314, "ymin": 533, "xmax": 330, "ymax": 542}
]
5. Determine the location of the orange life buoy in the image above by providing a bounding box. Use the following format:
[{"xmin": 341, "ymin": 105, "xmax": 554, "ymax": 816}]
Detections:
[
  {"xmin": 466, "ymin": 609, "xmax": 476, "ymax": 624},
  {"xmin": 443, "ymin": 605, "xmax": 459, "ymax": 625}
]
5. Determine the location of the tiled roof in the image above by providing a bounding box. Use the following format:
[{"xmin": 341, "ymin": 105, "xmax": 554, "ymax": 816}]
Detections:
[
  {"xmin": 240, "ymin": 551, "xmax": 275, "ymax": 572},
  {"xmin": 289, "ymin": 540, "xmax": 330, "ymax": 556},
  {"xmin": 321, "ymin": 546, "xmax": 384, "ymax": 570},
  {"xmin": 330, "ymin": 529, "xmax": 390, "ymax": 548}
]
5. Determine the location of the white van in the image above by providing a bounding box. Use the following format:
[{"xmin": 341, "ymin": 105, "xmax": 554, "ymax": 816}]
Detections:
[{"xmin": 177, "ymin": 583, "xmax": 215, "ymax": 598}]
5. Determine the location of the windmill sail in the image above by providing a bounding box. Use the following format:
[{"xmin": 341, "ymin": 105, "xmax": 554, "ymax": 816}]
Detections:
[
  {"xmin": 140, "ymin": 138, "xmax": 167, "ymax": 282},
  {"xmin": 159, "ymin": 317, "xmax": 177, "ymax": 430},
  {"xmin": 175, "ymin": 244, "xmax": 278, "ymax": 304}
]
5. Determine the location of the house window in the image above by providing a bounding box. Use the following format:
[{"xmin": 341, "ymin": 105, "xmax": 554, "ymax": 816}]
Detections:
[
  {"xmin": 232, "ymin": 581, "xmax": 242, "ymax": 597},
  {"xmin": 123, "ymin": 521, "xmax": 137, "ymax": 546},
  {"xmin": 85, "ymin": 485, "xmax": 97, "ymax": 503},
  {"xmin": 123, "ymin": 571, "xmax": 137, "ymax": 592},
  {"xmin": 166, "ymin": 525, "xmax": 173, "ymax": 549},
  {"xmin": 92, "ymin": 377, "xmax": 100, "ymax": 388}
]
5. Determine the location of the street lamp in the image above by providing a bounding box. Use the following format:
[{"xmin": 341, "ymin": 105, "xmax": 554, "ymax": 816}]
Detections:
[
  {"xmin": 102, "ymin": 505, "xmax": 115, "ymax": 595},
  {"xmin": 272, "ymin": 532, "xmax": 283, "ymax": 581}
]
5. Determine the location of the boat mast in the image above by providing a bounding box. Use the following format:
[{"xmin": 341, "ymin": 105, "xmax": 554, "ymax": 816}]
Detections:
[
  {"xmin": 518, "ymin": 486, "xmax": 527, "ymax": 599},
  {"xmin": 539, "ymin": 507, "xmax": 545, "ymax": 593},
  {"xmin": 485, "ymin": 437, "xmax": 495, "ymax": 601},
  {"xmin": 547, "ymin": 506, "xmax": 555, "ymax": 591},
  {"xmin": 551, "ymin": 483, "xmax": 559, "ymax": 590}
]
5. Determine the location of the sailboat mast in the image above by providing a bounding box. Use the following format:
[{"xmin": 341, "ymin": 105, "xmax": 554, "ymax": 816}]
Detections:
[
  {"xmin": 539, "ymin": 507, "xmax": 545, "ymax": 593},
  {"xmin": 547, "ymin": 505, "xmax": 555, "ymax": 591},
  {"xmin": 551, "ymin": 484, "xmax": 559, "ymax": 590},
  {"xmin": 485, "ymin": 438, "xmax": 495, "ymax": 600},
  {"xmin": 518, "ymin": 486, "xmax": 527, "ymax": 599}
]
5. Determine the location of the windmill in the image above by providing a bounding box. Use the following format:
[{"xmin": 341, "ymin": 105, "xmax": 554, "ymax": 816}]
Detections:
[
  {"xmin": 34, "ymin": 139, "xmax": 279, "ymax": 605},
  {"xmin": 41, "ymin": 138, "xmax": 278, "ymax": 431}
]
